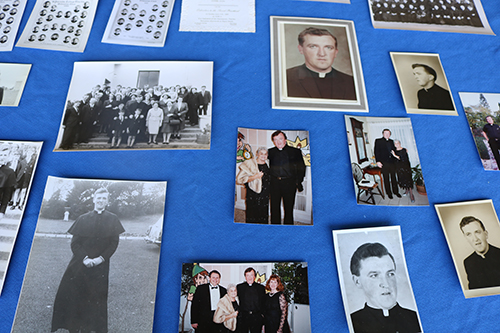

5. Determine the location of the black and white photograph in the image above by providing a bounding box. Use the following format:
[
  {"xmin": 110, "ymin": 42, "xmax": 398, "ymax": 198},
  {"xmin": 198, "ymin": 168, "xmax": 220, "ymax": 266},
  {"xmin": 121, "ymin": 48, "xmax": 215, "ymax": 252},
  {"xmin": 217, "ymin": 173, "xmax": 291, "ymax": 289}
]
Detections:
[
  {"xmin": 367, "ymin": 0, "xmax": 493, "ymax": 34},
  {"xmin": 102, "ymin": 0, "xmax": 175, "ymax": 47},
  {"xmin": 0, "ymin": 63, "xmax": 31, "ymax": 106},
  {"xmin": 0, "ymin": 140, "xmax": 41, "ymax": 294},
  {"xmin": 235, "ymin": 128, "xmax": 312, "ymax": 225},
  {"xmin": 179, "ymin": 262, "xmax": 311, "ymax": 333},
  {"xmin": 459, "ymin": 92, "xmax": 500, "ymax": 171},
  {"xmin": 435, "ymin": 199, "xmax": 500, "ymax": 298},
  {"xmin": 345, "ymin": 116, "xmax": 429, "ymax": 206},
  {"xmin": 299, "ymin": 0, "xmax": 350, "ymax": 3},
  {"xmin": 16, "ymin": 0, "xmax": 98, "ymax": 52},
  {"xmin": 54, "ymin": 61, "xmax": 213, "ymax": 151},
  {"xmin": 391, "ymin": 52, "xmax": 457, "ymax": 116},
  {"xmin": 11, "ymin": 176, "xmax": 166, "ymax": 332},
  {"xmin": 270, "ymin": 16, "xmax": 368, "ymax": 112},
  {"xmin": 333, "ymin": 226, "xmax": 423, "ymax": 333},
  {"xmin": 0, "ymin": 0, "xmax": 27, "ymax": 51}
]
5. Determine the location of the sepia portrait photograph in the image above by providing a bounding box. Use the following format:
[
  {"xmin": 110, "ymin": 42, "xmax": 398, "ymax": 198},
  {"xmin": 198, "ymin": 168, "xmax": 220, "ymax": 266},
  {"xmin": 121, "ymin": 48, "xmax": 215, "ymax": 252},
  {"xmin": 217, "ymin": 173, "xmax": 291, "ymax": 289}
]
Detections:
[
  {"xmin": 345, "ymin": 115, "xmax": 429, "ymax": 206},
  {"xmin": 0, "ymin": 63, "xmax": 31, "ymax": 106},
  {"xmin": 391, "ymin": 52, "xmax": 457, "ymax": 116},
  {"xmin": 179, "ymin": 262, "xmax": 310, "ymax": 333},
  {"xmin": 235, "ymin": 127, "xmax": 312, "ymax": 225},
  {"xmin": 391, "ymin": 52, "xmax": 457, "ymax": 115},
  {"xmin": 333, "ymin": 226, "xmax": 423, "ymax": 333},
  {"xmin": 435, "ymin": 199, "xmax": 500, "ymax": 298},
  {"xmin": 54, "ymin": 61, "xmax": 213, "ymax": 151},
  {"xmin": 270, "ymin": 16, "xmax": 368, "ymax": 112},
  {"xmin": 11, "ymin": 176, "xmax": 167, "ymax": 333},
  {"xmin": 367, "ymin": 0, "xmax": 493, "ymax": 34},
  {"xmin": 0, "ymin": 140, "xmax": 42, "ymax": 295},
  {"xmin": 459, "ymin": 92, "xmax": 500, "ymax": 171}
]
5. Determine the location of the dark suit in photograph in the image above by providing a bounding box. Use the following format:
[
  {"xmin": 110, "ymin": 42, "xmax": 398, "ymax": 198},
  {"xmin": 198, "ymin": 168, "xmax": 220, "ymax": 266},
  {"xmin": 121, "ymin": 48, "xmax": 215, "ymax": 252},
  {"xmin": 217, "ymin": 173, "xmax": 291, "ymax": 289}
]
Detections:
[
  {"xmin": 237, "ymin": 282, "xmax": 266, "ymax": 333},
  {"xmin": 464, "ymin": 244, "xmax": 500, "ymax": 289},
  {"xmin": 199, "ymin": 90, "xmax": 211, "ymax": 115},
  {"xmin": 374, "ymin": 137, "xmax": 400, "ymax": 198},
  {"xmin": 351, "ymin": 303, "xmax": 421, "ymax": 333},
  {"xmin": 191, "ymin": 283, "xmax": 227, "ymax": 333},
  {"xmin": 286, "ymin": 64, "xmax": 356, "ymax": 100},
  {"xmin": 416, "ymin": 84, "xmax": 454, "ymax": 110},
  {"xmin": 60, "ymin": 104, "xmax": 81, "ymax": 149},
  {"xmin": 268, "ymin": 144, "xmax": 306, "ymax": 225}
]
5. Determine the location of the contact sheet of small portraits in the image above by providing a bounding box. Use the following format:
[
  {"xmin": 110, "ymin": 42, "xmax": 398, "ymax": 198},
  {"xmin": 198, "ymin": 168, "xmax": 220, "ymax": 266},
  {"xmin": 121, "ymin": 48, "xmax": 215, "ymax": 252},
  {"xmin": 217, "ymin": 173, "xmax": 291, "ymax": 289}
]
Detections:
[
  {"xmin": 0, "ymin": 0, "xmax": 27, "ymax": 51},
  {"xmin": 0, "ymin": 140, "xmax": 42, "ymax": 295},
  {"xmin": 180, "ymin": 262, "xmax": 311, "ymax": 333},
  {"xmin": 367, "ymin": 0, "xmax": 493, "ymax": 35},
  {"xmin": 333, "ymin": 226, "xmax": 423, "ymax": 333},
  {"xmin": 235, "ymin": 127, "xmax": 313, "ymax": 226},
  {"xmin": 102, "ymin": 0, "xmax": 174, "ymax": 47},
  {"xmin": 11, "ymin": 176, "xmax": 167, "ymax": 333},
  {"xmin": 16, "ymin": 0, "xmax": 98, "ymax": 52},
  {"xmin": 345, "ymin": 115, "xmax": 429, "ymax": 206},
  {"xmin": 391, "ymin": 52, "xmax": 457, "ymax": 116},
  {"xmin": 435, "ymin": 199, "xmax": 500, "ymax": 298}
]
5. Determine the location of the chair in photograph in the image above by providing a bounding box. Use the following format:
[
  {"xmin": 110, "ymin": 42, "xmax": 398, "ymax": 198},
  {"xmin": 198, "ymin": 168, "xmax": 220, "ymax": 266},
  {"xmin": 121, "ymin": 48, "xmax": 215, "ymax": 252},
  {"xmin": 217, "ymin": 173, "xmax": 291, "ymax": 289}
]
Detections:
[{"xmin": 351, "ymin": 163, "xmax": 383, "ymax": 205}]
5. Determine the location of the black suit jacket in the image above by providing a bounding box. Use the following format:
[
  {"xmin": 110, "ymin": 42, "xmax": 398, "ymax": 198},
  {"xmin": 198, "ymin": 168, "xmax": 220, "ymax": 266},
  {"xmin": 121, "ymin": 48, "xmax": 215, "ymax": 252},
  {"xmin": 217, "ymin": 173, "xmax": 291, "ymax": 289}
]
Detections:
[
  {"xmin": 286, "ymin": 64, "xmax": 356, "ymax": 100},
  {"xmin": 374, "ymin": 137, "xmax": 396, "ymax": 165},
  {"xmin": 268, "ymin": 144, "xmax": 306, "ymax": 185},
  {"xmin": 191, "ymin": 284, "xmax": 227, "ymax": 326},
  {"xmin": 236, "ymin": 282, "xmax": 265, "ymax": 314}
]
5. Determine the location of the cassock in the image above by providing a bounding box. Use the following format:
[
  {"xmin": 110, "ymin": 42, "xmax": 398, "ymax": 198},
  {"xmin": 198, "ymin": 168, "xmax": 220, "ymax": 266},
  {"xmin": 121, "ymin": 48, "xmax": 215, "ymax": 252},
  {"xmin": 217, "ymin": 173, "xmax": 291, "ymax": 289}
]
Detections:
[
  {"xmin": 0, "ymin": 164, "xmax": 16, "ymax": 214},
  {"xmin": 416, "ymin": 84, "xmax": 454, "ymax": 110},
  {"xmin": 351, "ymin": 303, "xmax": 422, "ymax": 333},
  {"xmin": 464, "ymin": 244, "xmax": 500, "ymax": 289},
  {"xmin": 51, "ymin": 210, "xmax": 125, "ymax": 333}
]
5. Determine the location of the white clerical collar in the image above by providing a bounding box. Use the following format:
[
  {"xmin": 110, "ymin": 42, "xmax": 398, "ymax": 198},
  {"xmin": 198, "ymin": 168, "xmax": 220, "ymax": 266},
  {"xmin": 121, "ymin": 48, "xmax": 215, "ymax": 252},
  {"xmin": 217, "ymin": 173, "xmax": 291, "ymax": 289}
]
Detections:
[
  {"xmin": 95, "ymin": 209, "xmax": 105, "ymax": 214},
  {"xmin": 305, "ymin": 64, "xmax": 332, "ymax": 78}
]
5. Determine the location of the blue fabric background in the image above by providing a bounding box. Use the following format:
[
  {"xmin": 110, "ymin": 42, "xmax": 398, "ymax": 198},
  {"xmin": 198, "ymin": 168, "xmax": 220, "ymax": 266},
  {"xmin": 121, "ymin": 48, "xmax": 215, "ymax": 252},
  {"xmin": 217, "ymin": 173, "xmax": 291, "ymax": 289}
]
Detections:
[{"xmin": 1, "ymin": 0, "xmax": 500, "ymax": 332}]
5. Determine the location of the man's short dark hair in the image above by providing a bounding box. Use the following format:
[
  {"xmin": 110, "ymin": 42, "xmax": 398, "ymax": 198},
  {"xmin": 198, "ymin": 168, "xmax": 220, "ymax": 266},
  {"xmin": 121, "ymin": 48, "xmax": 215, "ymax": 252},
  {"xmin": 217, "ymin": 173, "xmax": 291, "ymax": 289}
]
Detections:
[
  {"xmin": 412, "ymin": 63, "xmax": 437, "ymax": 81},
  {"xmin": 209, "ymin": 270, "xmax": 221, "ymax": 278},
  {"xmin": 382, "ymin": 128, "xmax": 391, "ymax": 135},
  {"xmin": 271, "ymin": 130, "xmax": 287, "ymax": 141},
  {"xmin": 460, "ymin": 216, "xmax": 486, "ymax": 232},
  {"xmin": 94, "ymin": 188, "xmax": 109, "ymax": 196},
  {"xmin": 350, "ymin": 242, "xmax": 396, "ymax": 276},
  {"xmin": 485, "ymin": 115, "xmax": 493, "ymax": 121},
  {"xmin": 298, "ymin": 27, "xmax": 337, "ymax": 49},
  {"xmin": 244, "ymin": 267, "xmax": 256, "ymax": 276}
]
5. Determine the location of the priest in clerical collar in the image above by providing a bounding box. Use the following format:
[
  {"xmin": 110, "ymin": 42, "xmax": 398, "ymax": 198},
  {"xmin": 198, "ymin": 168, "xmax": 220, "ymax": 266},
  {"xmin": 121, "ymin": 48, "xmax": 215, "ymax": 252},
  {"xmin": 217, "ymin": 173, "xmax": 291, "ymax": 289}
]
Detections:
[
  {"xmin": 286, "ymin": 27, "xmax": 356, "ymax": 101},
  {"xmin": 349, "ymin": 242, "xmax": 422, "ymax": 333}
]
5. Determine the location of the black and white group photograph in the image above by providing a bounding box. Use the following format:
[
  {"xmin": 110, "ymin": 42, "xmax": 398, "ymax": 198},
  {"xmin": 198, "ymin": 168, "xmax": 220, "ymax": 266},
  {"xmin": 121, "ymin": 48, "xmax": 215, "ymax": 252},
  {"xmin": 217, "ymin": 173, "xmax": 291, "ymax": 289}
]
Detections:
[
  {"xmin": 0, "ymin": 0, "xmax": 27, "ymax": 51},
  {"xmin": 270, "ymin": 16, "xmax": 368, "ymax": 112},
  {"xmin": 16, "ymin": 0, "xmax": 98, "ymax": 52},
  {"xmin": 54, "ymin": 61, "xmax": 213, "ymax": 151},
  {"xmin": 0, "ymin": 63, "xmax": 31, "ymax": 106},
  {"xmin": 459, "ymin": 92, "xmax": 500, "ymax": 171},
  {"xmin": 367, "ymin": 0, "xmax": 493, "ymax": 34},
  {"xmin": 235, "ymin": 128, "xmax": 312, "ymax": 225},
  {"xmin": 102, "ymin": 0, "xmax": 174, "ymax": 47},
  {"xmin": 179, "ymin": 262, "xmax": 311, "ymax": 333},
  {"xmin": 435, "ymin": 199, "xmax": 500, "ymax": 298},
  {"xmin": 391, "ymin": 52, "xmax": 457, "ymax": 116},
  {"xmin": 345, "ymin": 116, "xmax": 428, "ymax": 206},
  {"xmin": 333, "ymin": 226, "xmax": 423, "ymax": 333},
  {"xmin": 11, "ymin": 177, "xmax": 166, "ymax": 333},
  {"xmin": 0, "ymin": 140, "xmax": 42, "ymax": 294}
]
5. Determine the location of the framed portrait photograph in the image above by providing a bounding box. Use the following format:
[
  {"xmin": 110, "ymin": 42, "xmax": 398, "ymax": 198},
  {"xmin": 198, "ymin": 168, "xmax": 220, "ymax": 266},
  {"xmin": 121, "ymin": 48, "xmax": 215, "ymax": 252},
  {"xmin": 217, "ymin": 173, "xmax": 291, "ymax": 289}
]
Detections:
[
  {"xmin": 333, "ymin": 226, "xmax": 423, "ymax": 333},
  {"xmin": 270, "ymin": 16, "xmax": 368, "ymax": 112},
  {"xmin": 0, "ymin": 63, "xmax": 31, "ymax": 107},
  {"xmin": 0, "ymin": 140, "xmax": 42, "ymax": 294},
  {"xmin": 435, "ymin": 199, "xmax": 500, "ymax": 298},
  {"xmin": 235, "ymin": 127, "xmax": 312, "ymax": 225},
  {"xmin": 345, "ymin": 115, "xmax": 429, "ymax": 206},
  {"xmin": 11, "ymin": 176, "xmax": 167, "ymax": 332},
  {"xmin": 179, "ymin": 262, "xmax": 311, "ymax": 333},
  {"xmin": 459, "ymin": 92, "xmax": 500, "ymax": 171},
  {"xmin": 54, "ymin": 61, "xmax": 213, "ymax": 151},
  {"xmin": 391, "ymin": 52, "xmax": 457, "ymax": 116},
  {"xmin": 367, "ymin": 0, "xmax": 494, "ymax": 35}
]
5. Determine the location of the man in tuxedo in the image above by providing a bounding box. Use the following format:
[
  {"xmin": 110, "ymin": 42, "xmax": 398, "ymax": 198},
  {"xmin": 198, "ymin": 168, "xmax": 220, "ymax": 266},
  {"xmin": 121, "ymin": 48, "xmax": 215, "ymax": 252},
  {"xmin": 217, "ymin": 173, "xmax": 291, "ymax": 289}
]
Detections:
[
  {"xmin": 198, "ymin": 85, "xmax": 211, "ymax": 116},
  {"xmin": 191, "ymin": 270, "xmax": 227, "ymax": 333},
  {"xmin": 350, "ymin": 242, "xmax": 422, "ymax": 333},
  {"xmin": 237, "ymin": 267, "xmax": 265, "ymax": 333},
  {"xmin": 268, "ymin": 130, "xmax": 306, "ymax": 225},
  {"xmin": 286, "ymin": 27, "xmax": 356, "ymax": 100},
  {"xmin": 374, "ymin": 129, "xmax": 400, "ymax": 199}
]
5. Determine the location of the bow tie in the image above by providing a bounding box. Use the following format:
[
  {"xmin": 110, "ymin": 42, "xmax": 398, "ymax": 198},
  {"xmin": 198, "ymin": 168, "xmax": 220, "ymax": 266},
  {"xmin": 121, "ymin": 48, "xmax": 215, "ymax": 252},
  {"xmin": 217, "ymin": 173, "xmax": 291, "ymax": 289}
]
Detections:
[{"xmin": 211, "ymin": 286, "xmax": 218, "ymax": 289}]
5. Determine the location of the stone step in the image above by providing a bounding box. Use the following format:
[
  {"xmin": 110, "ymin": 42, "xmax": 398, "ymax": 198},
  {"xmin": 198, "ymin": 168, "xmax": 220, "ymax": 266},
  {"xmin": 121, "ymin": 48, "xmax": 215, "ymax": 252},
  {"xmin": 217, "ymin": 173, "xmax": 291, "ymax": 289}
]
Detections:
[
  {"xmin": 0, "ymin": 251, "xmax": 9, "ymax": 261},
  {"xmin": 0, "ymin": 223, "xmax": 18, "ymax": 231},
  {"xmin": 0, "ymin": 228, "xmax": 16, "ymax": 237},
  {"xmin": 0, "ymin": 242, "xmax": 13, "ymax": 252}
]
